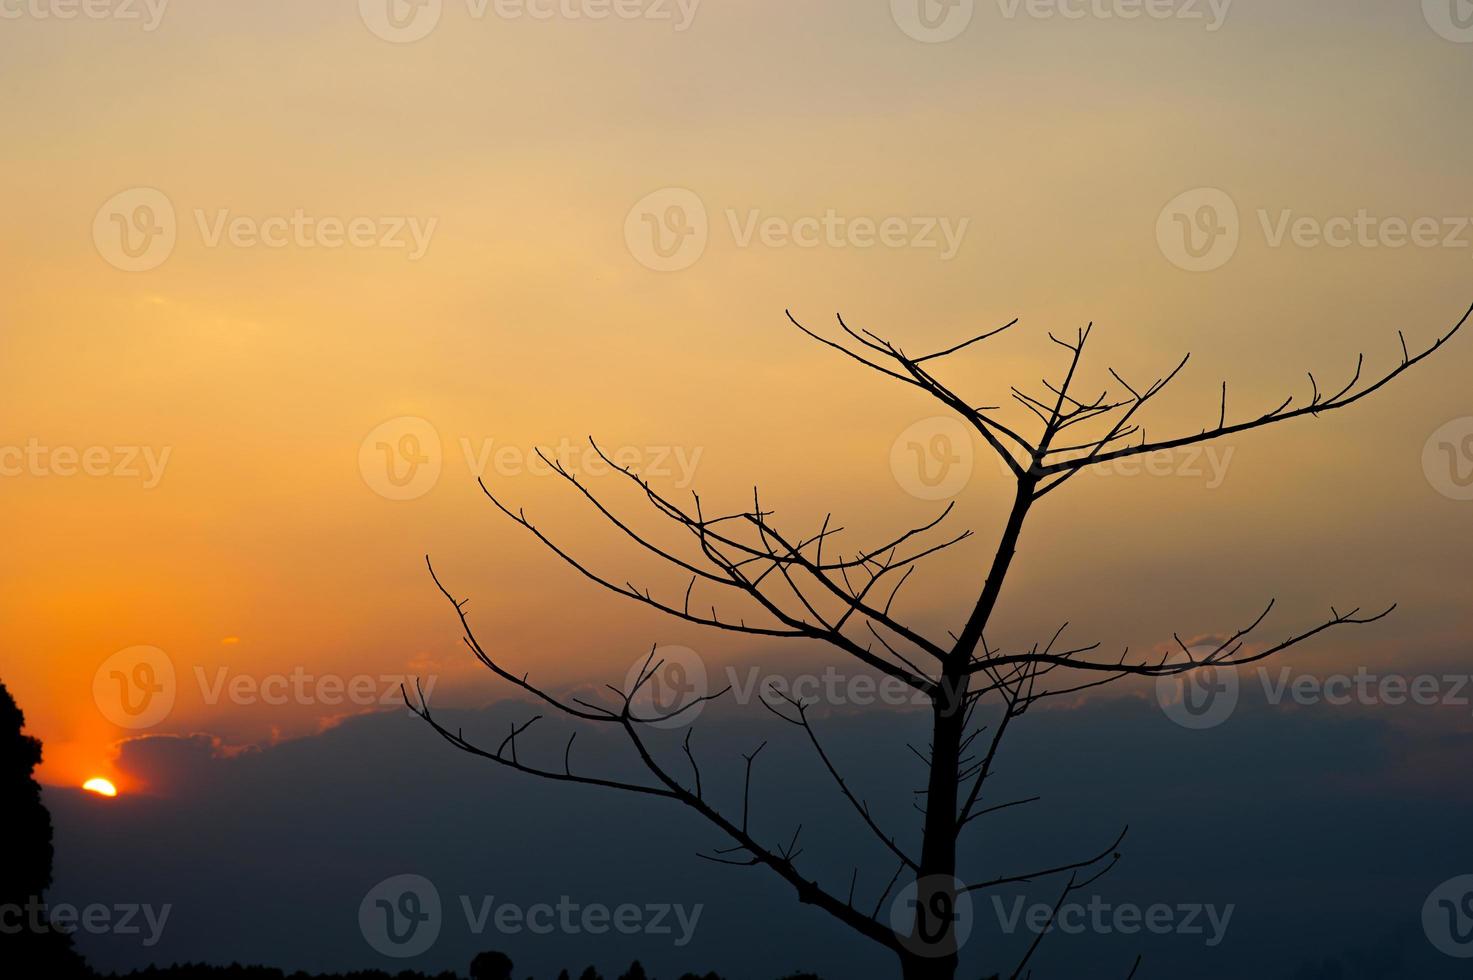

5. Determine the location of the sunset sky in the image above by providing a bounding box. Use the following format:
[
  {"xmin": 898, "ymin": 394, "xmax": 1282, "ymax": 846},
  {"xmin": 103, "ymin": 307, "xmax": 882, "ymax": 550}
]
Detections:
[
  {"xmin": 2, "ymin": 1, "xmax": 1473, "ymax": 978},
  {"xmin": 2, "ymin": 4, "xmax": 1472, "ymax": 975}
]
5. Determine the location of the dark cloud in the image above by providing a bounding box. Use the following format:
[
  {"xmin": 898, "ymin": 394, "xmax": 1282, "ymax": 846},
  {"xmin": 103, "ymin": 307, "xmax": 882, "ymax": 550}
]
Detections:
[
  {"xmin": 113, "ymin": 734, "xmax": 258, "ymax": 794},
  {"xmin": 43, "ymin": 686, "xmax": 1473, "ymax": 980}
]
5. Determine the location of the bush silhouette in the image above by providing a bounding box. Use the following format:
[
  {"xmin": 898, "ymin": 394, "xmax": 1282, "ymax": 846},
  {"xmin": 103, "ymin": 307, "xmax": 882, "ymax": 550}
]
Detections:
[
  {"xmin": 0, "ymin": 679, "xmax": 89, "ymax": 978},
  {"xmin": 470, "ymin": 951, "xmax": 515, "ymax": 980}
]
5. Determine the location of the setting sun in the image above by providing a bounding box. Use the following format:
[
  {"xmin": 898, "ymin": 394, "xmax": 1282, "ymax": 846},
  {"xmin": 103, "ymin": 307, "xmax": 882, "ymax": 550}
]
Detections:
[{"xmin": 81, "ymin": 777, "xmax": 117, "ymax": 798}]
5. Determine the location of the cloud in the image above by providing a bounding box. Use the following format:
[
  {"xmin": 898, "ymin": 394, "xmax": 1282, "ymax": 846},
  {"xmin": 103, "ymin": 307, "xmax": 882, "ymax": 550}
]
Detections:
[
  {"xmin": 113, "ymin": 733, "xmax": 259, "ymax": 794},
  {"xmin": 42, "ymin": 690, "xmax": 1473, "ymax": 980}
]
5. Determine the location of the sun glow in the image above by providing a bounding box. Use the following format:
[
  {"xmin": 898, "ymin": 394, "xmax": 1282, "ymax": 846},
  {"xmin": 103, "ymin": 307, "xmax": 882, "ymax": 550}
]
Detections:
[{"xmin": 82, "ymin": 777, "xmax": 118, "ymax": 798}]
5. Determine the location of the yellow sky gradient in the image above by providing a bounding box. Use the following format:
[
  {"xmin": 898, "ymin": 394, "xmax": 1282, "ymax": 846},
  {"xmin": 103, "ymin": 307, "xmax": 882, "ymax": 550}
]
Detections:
[{"xmin": 2, "ymin": 0, "xmax": 1470, "ymax": 788}]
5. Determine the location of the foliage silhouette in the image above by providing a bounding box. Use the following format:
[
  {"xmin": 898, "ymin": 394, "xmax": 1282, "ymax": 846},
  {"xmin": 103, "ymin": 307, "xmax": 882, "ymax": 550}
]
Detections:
[
  {"xmin": 470, "ymin": 951, "xmax": 515, "ymax": 980},
  {"xmin": 0, "ymin": 678, "xmax": 89, "ymax": 979}
]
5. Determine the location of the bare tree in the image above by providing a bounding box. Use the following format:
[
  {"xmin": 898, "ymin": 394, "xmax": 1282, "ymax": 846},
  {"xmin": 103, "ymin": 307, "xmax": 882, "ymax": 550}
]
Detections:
[{"xmin": 407, "ymin": 303, "xmax": 1469, "ymax": 980}]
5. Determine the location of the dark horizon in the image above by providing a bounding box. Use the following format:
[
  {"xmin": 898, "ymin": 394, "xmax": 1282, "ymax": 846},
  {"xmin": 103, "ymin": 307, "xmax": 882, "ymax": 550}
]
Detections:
[{"xmin": 34, "ymin": 683, "xmax": 1473, "ymax": 979}]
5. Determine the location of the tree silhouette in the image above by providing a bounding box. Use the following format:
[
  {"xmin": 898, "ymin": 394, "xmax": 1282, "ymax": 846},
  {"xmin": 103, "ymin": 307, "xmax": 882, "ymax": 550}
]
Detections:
[
  {"xmin": 470, "ymin": 950, "xmax": 515, "ymax": 980},
  {"xmin": 410, "ymin": 305, "xmax": 1470, "ymax": 979},
  {"xmin": 0, "ymin": 679, "xmax": 88, "ymax": 977}
]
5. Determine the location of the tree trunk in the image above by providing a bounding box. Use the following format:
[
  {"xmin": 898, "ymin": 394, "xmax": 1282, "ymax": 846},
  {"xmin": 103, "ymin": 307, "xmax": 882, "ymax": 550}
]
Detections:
[
  {"xmin": 901, "ymin": 478, "xmax": 1036, "ymax": 980},
  {"xmin": 900, "ymin": 952, "xmax": 959, "ymax": 980}
]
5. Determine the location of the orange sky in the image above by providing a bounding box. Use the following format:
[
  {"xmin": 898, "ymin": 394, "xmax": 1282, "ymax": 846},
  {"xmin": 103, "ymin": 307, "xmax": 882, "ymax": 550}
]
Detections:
[{"xmin": 2, "ymin": 0, "xmax": 1471, "ymax": 789}]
